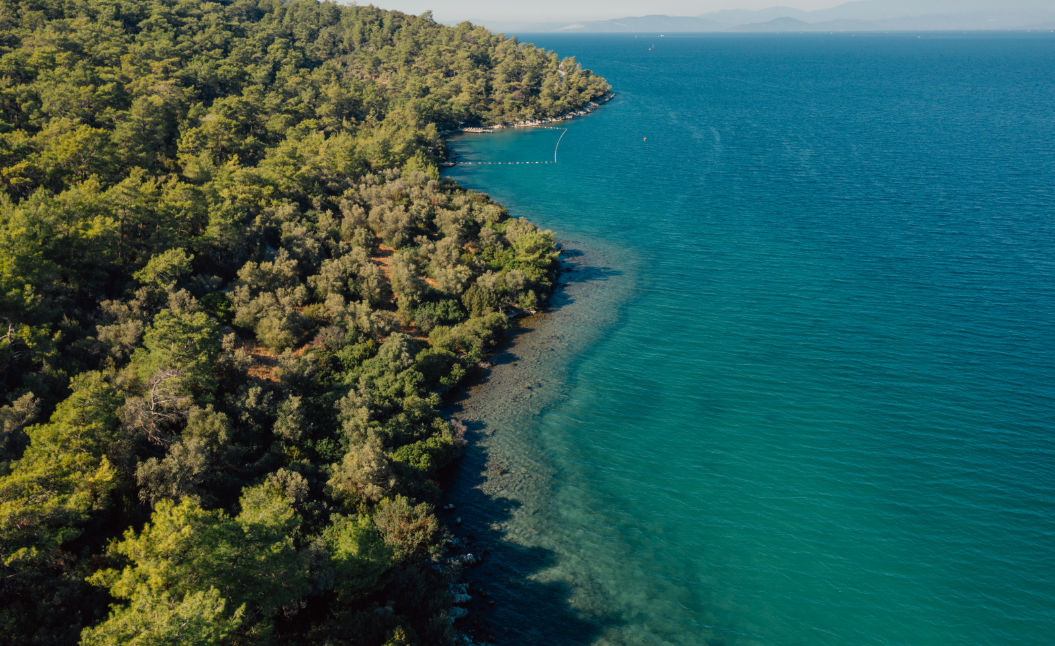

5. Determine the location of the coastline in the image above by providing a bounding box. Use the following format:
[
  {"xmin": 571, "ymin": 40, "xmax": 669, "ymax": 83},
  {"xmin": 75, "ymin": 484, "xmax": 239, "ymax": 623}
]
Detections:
[
  {"xmin": 440, "ymin": 92, "xmax": 615, "ymax": 144},
  {"xmin": 462, "ymin": 92, "xmax": 615, "ymax": 132},
  {"xmin": 438, "ymin": 92, "xmax": 627, "ymax": 645},
  {"xmin": 440, "ymin": 238, "xmax": 635, "ymax": 645}
]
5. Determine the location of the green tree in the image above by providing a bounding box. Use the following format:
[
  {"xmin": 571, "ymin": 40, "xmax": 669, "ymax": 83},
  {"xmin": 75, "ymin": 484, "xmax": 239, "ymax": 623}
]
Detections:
[
  {"xmin": 321, "ymin": 514, "xmax": 392, "ymax": 600},
  {"xmin": 134, "ymin": 307, "xmax": 222, "ymax": 397},
  {"xmin": 86, "ymin": 481, "xmax": 311, "ymax": 642},
  {"xmin": 0, "ymin": 373, "xmax": 124, "ymax": 646},
  {"xmin": 0, "ymin": 372, "xmax": 123, "ymax": 558},
  {"xmin": 80, "ymin": 588, "xmax": 244, "ymax": 646},
  {"xmin": 133, "ymin": 248, "xmax": 194, "ymax": 290},
  {"xmin": 373, "ymin": 495, "xmax": 439, "ymax": 561}
]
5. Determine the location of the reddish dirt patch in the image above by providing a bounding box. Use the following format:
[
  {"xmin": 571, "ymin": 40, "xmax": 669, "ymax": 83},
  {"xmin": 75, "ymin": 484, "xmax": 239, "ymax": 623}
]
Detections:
[
  {"xmin": 371, "ymin": 243, "xmax": 395, "ymax": 281},
  {"xmin": 244, "ymin": 342, "xmax": 280, "ymax": 382}
]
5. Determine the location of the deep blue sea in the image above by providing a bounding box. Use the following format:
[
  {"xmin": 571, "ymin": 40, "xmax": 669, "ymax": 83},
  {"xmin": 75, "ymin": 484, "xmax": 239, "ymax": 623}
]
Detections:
[{"xmin": 445, "ymin": 34, "xmax": 1055, "ymax": 646}]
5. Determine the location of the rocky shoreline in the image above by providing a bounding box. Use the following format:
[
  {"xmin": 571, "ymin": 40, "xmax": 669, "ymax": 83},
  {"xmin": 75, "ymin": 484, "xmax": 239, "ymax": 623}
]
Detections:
[
  {"xmin": 436, "ymin": 92, "xmax": 622, "ymax": 645},
  {"xmin": 432, "ymin": 238, "xmax": 634, "ymax": 645},
  {"xmin": 436, "ymin": 247, "xmax": 580, "ymax": 646},
  {"xmin": 438, "ymin": 265, "xmax": 574, "ymax": 646},
  {"xmin": 448, "ymin": 92, "xmax": 615, "ymax": 135}
]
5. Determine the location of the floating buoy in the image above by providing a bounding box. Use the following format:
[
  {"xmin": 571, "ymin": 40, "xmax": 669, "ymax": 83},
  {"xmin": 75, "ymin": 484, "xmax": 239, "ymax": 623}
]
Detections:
[{"xmin": 643, "ymin": 137, "xmax": 647, "ymax": 142}]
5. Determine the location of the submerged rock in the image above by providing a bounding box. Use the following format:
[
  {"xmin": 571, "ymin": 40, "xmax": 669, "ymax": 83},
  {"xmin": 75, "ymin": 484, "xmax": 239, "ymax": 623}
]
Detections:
[{"xmin": 449, "ymin": 606, "xmax": 469, "ymax": 621}]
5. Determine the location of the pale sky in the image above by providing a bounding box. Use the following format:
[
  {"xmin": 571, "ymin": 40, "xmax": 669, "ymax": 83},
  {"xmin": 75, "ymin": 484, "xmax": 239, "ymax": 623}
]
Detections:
[{"xmin": 355, "ymin": 1, "xmax": 847, "ymax": 23}]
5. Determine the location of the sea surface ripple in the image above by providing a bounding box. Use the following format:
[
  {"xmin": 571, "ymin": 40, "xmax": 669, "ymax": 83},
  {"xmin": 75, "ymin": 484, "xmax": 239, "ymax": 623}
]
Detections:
[{"xmin": 444, "ymin": 33, "xmax": 1055, "ymax": 646}]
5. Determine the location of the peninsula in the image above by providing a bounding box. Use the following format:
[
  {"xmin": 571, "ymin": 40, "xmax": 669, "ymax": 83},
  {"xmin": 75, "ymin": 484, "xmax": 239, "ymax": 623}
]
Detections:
[{"xmin": 0, "ymin": 1, "xmax": 608, "ymax": 643}]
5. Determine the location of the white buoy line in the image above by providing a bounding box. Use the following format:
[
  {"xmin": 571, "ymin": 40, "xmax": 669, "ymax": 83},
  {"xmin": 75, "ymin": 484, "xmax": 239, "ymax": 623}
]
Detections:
[{"xmin": 457, "ymin": 128, "xmax": 568, "ymax": 167}]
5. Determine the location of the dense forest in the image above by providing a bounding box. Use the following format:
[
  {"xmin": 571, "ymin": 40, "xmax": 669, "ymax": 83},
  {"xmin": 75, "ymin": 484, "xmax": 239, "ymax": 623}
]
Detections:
[{"xmin": 0, "ymin": 0, "xmax": 610, "ymax": 643}]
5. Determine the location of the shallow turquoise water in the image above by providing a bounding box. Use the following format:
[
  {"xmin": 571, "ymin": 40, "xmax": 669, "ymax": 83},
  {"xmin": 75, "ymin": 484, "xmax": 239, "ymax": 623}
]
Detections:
[{"xmin": 445, "ymin": 34, "xmax": 1055, "ymax": 646}]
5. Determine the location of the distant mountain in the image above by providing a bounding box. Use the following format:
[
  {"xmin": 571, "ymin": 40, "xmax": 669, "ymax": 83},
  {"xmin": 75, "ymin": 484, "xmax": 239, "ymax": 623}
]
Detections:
[
  {"xmin": 552, "ymin": 15, "xmax": 725, "ymax": 34},
  {"xmin": 484, "ymin": 21, "xmax": 566, "ymax": 35},
  {"xmin": 727, "ymin": 17, "xmax": 813, "ymax": 33},
  {"xmin": 699, "ymin": 7, "xmax": 810, "ymax": 25},
  {"xmin": 725, "ymin": 11, "xmax": 1055, "ymax": 33},
  {"xmin": 507, "ymin": 0, "xmax": 1055, "ymax": 34},
  {"xmin": 702, "ymin": 0, "xmax": 1054, "ymax": 25}
]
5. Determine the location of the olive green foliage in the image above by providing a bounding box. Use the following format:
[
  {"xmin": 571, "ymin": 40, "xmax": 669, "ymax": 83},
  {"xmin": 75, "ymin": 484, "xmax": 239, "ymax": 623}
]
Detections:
[{"xmin": 0, "ymin": 0, "xmax": 593, "ymax": 643}]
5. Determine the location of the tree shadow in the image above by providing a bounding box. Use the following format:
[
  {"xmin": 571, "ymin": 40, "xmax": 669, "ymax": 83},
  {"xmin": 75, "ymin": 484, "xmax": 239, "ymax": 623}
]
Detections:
[
  {"xmin": 550, "ymin": 264, "xmax": 622, "ymax": 310},
  {"xmin": 548, "ymin": 247, "xmax": 623, "ymax": 310},
  {"xmin": 436, "ymin": 245, "xmax": 624, "ymax": 644},
  {"xmin": 438, "ymin": 415, "xmax": 615, "ymax": 646}
]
